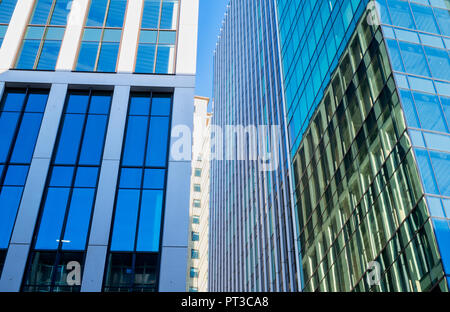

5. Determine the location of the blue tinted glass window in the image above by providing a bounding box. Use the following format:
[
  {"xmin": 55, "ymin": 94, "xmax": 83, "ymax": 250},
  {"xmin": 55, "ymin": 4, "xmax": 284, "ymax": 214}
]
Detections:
[
  {"xmin": 154, "ymin": 46, "xmax": 172, "ymax": 74},
  {"xmin": 411, "ymin": 3, "xmax": 440, "ymax": 34},
  {"xmin": 142, "ymin": 0, "xmax": 160, "ymax": 29},
  {"xmin": 31, "ymin": 0, "xmax": 53, "ymax": 25},
  {"xmin": 122, "ymin": 116, "xmax": 148, "ymax": 166},
  {"xmin": 119, "ymin": 168, "xmax": 143, "ymax": 189},
  {"xmin": 388, "ymin": 0, "xmax": 416, "ymax": 29},
  {"xmin": 86, "ymin": 0, "xmax": 108, "ymax": 26},
  {"xmin": 129, "ymin": 96, "xmax": 151, "ymax": 116},
  {"xmin": 96, "ymin": 42, "xmax": 119, "ymax": 72},
  {"xmin": 0, "ymin": 113, "xmax": 20, "ymax": 162},
  {"xmin": 423, "ymin": 46, "xmax": 450, "ymax": 81},
  {"xmin": 76, "ymin": 42, "xmax": 99, "ymax": 72},
  {"xmin": 432, "ymin": 218, "xmax": 450, "ymax": 274},
  {"xmin": 135, "ymin": 45, "xmax": 156, "ymax": 73},
  {"xmin": 386, "ymin": 39, "xmax": 405, "ymax": 72},
  {"xmin": 33, "ymin": 90, "xmax": 111, "ymax": 256},
  {"xmin": 55, "ymin": 114, "xmax": 85, "ymax": 164},
  {"xmin": 37, "ymin": 40, "xmax": 61, "ymax": 70},
  {"xmin": 74, "ymin": 167, "xmax": 99, "ymax": 188},
  {"xmin": 62, "ymin": 188, "xmax": 95, "ymax": 250},
  {"xmin": 415, "ymin": 149, "xmax": 439, "ymax": 194},
  {"xmin": 105, "ymin": 0, "xmax": 127, "ymax": 28},
  {"xmin": 413, "ymin": 92, "xmax": 448, "ymax": 133},
  {"xmin": 35, "ymin": 188, "xmax": 71, "ymax": 250},
  {"xmin": 151, "ymin": 94, "xmax": 171, "ymax": 116},
  {"xmin": 49, "ymin": 166, "xmax": 74, "ymax": 187},
  {"xmin": 160, "ymin": 1, "xmax": 177, "ymax": 30},
  {"xmin": 4, "ymin": 165, "xmax": 29, "ymax": 186},
  {"xmin": 79, "ymin": 115, "xmax": 108, "ymax": 165},
  {"xmin": 50, "ymin": 0, "xmax": 70, "ymax": 25},
  {"xmin": 0, "ymin": 186, "xmax": 24, "ymax": 248},
  {"xmin": 429, "ymin": 151, "xmax": 450, "ymax": 196},
  {"xmin": 146, "ymin": 117, "xmax": 169, "ymax": 167},
  {"xmin": 0, "ymin": 0, "xmax": 17, "ymax": 24},
  {"xmin": 136, "ymin": 190, "xmax": 163, "ymax": 252},
  {"xmin": 398, "ymin": 42, "xmax": 430, "ymax": 77},
  {"xmin": 434, "ymin": 8, "xmax": 450, "ymax": 36},
  {"xmin": 143, "ymin": 169, "xmax": 165, "ymax": 189},
  {"xmin": 10, "ymin": 113, "xmax": 43, "ymax": 163},
  {"xmin": 16, "ymin": 40, "xmax": 41, "ymax": 69},
  {"xmin": 110, "ymin": 189, "xmax": 140, "ymax": 251}
]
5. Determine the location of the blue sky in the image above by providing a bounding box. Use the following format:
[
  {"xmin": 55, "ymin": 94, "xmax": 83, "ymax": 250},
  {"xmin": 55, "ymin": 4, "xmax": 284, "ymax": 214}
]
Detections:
[{"xmin": 195, "ymin": 0, "xmax": 229, "ymax": 99}]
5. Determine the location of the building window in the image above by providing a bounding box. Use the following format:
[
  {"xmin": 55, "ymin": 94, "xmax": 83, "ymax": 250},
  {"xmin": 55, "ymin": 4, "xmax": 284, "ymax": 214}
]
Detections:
[
  {"xmin": 104, "ymin": 92, "xmax": 172, "ymax": 292},
  {"xmin": 193, "ymin": 199, "xmax": 201, "ymax": 208},
  {"xmin": 189, "ymin": 267, "xmax": 199, "ymax": 278},
  {"xmin": 189, "ymin": 286, "xmax": 198, "ymax": 292},
  {"xmin": 0, "ymin": 88, "xmax": 49, "ymax": 267},
  {"xmin": 193, "ymin": 184, "xmax": 201, "ymax": 192},
  {"xmin": 135, "ymin": 0, "xmax": 179, "ymax": 74},
  {"xmin": 22, "ymin": 90, "xmax": 112, "ymax": 292},
  {"xmin": 104, "ymin": 253, "xmax": 158, "ymax": 292},
  {"xmin": 76, "ymin": 0, "xmax": 127, "ymax": 72},
  {"xmin": 194, "ymin": 168, "xmax": 201, "ymax": 177},
  {"xmin": 192, "ymin": 215, "xmax": 200, "ymax": 224},
  {"xmin": 191, "ymin": 232, "xmax": 199, "ymax": 242},
  {"xmin": 0, "ymin": 0, "xmax": 17, "ymax": 47},
  {"xmin": 15, "ymin": 0, "xmax": 71, "ymax": 70},
  {"xmin": 0, "ymin": 250, "xmax": 6, "ymax": 276},
  {"xmin": 191, "ymin": 249, "xmax": 199, "ymax": 259}
]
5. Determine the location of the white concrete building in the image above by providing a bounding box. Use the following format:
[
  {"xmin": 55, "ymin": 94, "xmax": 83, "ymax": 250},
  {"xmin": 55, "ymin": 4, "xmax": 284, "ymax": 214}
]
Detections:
[{"xmin": 186, "ymin": 96, "xmax": 211, "ymax": 292}]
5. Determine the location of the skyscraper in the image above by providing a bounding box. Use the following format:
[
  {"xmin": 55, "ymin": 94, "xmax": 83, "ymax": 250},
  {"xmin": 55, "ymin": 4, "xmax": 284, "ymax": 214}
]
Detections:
[
  {"xmin": 0, "ymin": 0, "xmax": 199, "ymax": 292},
  {"xmin": 187, "ymin": 96, "xmax": 212, "ymax": 292},
  {"xmin": 211, "ymin": 0, "xmax": 450, "ymax": 292}
]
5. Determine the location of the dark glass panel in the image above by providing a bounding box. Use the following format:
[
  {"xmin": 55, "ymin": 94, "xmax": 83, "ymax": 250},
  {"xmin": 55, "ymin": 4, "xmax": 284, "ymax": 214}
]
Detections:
[
  {"xmin": 133, "ymin": 253, "xmax": 158, "ymax": 291},
  {"xmin": 23, "ymin": 252, "xmax": 56, "ymax": 291}
]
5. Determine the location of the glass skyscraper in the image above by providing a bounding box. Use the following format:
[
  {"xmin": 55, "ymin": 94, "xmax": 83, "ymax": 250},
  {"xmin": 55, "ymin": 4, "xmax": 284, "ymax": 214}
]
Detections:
[
  {"xmin": 0, "ymin": 0, "xmax": 199, "ymax": 292},
  {"xmin": 211, "ymin": 0, "xmax": 450, "ymax": 292}
]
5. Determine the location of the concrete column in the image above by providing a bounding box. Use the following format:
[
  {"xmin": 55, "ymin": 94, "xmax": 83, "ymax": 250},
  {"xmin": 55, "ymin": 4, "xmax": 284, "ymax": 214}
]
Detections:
[
  {"xmin": 56, "ymin": 0, "xmax": 90, "ymax": 71},
  {"xmin": 176, "ymin": 0, "xmax": 199, "ymax": 75},
  {"xmin": 158, "ymin": 87, "xmax": 194, "ymax": 292},
  {"xmin": 81, "ymin": 86, "xmax": 130, "ymax": 292},
  {"xmin": 0, "ymin": 83, "xmax": 68, "ymax": 292},
  {"xmin": 117, "ymin": 0, "xmax": 143, "ymax": 73},
  {"xmin": 0, "ymin": 0, "xmax": 35, "ymax": 71}
]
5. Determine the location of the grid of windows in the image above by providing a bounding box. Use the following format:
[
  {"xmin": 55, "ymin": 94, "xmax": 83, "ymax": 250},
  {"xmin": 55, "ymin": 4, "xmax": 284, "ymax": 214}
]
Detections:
[
  {"xmin": 75, "ymin": 0, "xmax": 127, "ymax": 72},
  {"xmin": 291, "ymin": 16, "xmax": 447, "ymax": 291},
  {"xmin": 0, "ymin": 0, "xmax": 17, "ymax": 47},
  {"xmin": 22, "ymin": 90, "xmax": 112, "ymax": 292},
  {"xmin": 104, "ymin": 92, "xmax": 172, "ymax": 292},
  {"xmin": 378, "ymin": 0, "xmax": 450, "ymax": 283},
  {"xmin": 0, "ymin": 89, "xmax": 49, "ymax": 272},
  {"xmin": 15, "ymin": 0, "xmax": 71, "ymax": 70},
  {"xmin": 135, "ymin": 0, "xmax": 179, "ymax": 74}
]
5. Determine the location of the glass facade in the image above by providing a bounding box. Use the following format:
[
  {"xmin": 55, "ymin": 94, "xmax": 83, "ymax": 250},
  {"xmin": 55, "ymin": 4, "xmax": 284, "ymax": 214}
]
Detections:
[
  {"xmin": 76, "ymin": 0, "xmax": 127, "ymax": 72},
  {"xmin": 22, "ymin": 90, "xmax": 112, "ymax": 292},
  {"xmin": 211, "ymin": 0, "xmax": 299, "ymax": 292},
  {"xmin": 15, "ymin": 0, "xmax": 70, "ymax": 70},
  {"xmin": 378, "ymin": 0, "xmax": 450, "ymax": 284},
  {"xmin": 0, "ymin": 88, "xmax": 49, "ymax": 277},
  {"xmin": 135, "ymin": 0, "xmax": 179, "ymax": 74},
  {"xmin": 291, "ymin": 14, "xmax": 448, "ymax": 291},
  {"xmin": 0, "ymin": 0, "xmax": 17, "ymax": 47},
  {"xmin": 104, "ymin": 92, "xmax": 172, "ymax": 292}
]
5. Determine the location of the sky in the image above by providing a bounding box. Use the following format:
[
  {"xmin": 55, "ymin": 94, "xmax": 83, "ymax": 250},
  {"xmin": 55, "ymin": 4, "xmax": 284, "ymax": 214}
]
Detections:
[{"xmin": 195, "ymin": 0, "xmax": 229, "ymax": 100}]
